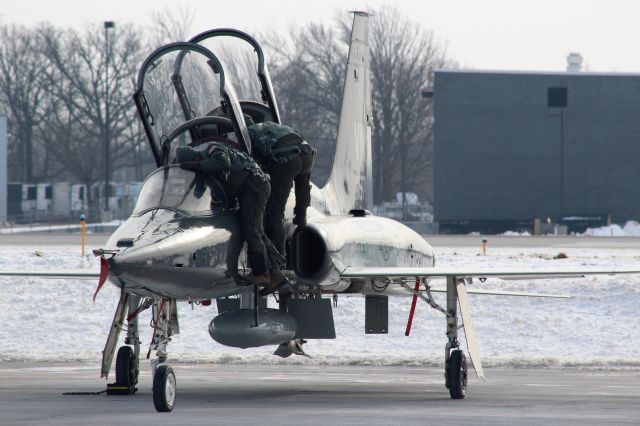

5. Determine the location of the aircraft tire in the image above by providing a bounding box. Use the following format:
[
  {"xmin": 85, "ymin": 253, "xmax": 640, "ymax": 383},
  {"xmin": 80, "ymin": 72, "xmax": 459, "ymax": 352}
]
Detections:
[
  {"xmin": 115, "ymin": 346, "xmax": 138, "ymax": 390},
  {"xmin": 153, "ymin": 365, "xmax": 176, "ymax": 412},
  {"xmin": 447, "ymin": 350, "xmax": 467, "ymax": 399}
]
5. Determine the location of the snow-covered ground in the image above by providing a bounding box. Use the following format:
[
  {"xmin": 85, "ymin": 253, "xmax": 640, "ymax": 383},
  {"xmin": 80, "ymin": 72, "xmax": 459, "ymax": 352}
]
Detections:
[
  {"xmin": 1, "ymin": 242, "xmax": 639, "ymax": 369},
  {"xmin": 0, "ymin": 220, "xmax": 123, "ymax": 234}
]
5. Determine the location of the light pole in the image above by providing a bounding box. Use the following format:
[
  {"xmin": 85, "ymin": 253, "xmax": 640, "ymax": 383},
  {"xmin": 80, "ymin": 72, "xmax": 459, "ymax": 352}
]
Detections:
[
  {"xmin": 104, "ymin": 21, "xmax": 115, "ymax": 214},
  {"xmin": 412, "ymin": 88, "xmax": 434, "ymax": 223},
  {"xmin": 547, "ymin": 87, "xmax": 567, "ymax": 223}
]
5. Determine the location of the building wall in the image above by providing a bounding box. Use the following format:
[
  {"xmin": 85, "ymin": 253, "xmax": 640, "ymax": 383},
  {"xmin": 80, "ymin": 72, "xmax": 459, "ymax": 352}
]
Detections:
[{"xmin": 434, "ymin": 70, "xmax": 640, "ymax": 226}]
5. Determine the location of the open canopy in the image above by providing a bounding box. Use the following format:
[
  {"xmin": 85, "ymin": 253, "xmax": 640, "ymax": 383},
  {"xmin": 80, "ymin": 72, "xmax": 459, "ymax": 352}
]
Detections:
[
  {"xmin": 188, "ymin": 29, "xmax": 281, "ymax": 125},
  {"xmin": 133, "ymin": 42, "xmax": 252, "ymax": 166}
]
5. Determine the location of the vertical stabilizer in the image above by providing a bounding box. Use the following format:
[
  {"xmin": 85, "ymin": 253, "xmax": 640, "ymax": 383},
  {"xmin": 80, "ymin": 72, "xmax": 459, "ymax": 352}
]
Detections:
[{"xmin": 322, "ymin": 12, "xmax": 373, "ymax": 214}]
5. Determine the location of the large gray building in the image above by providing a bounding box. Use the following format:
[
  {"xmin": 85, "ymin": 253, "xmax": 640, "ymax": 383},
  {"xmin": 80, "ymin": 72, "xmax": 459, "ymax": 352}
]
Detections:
[{"xmin": 433, "ymin": 70, "xmax": 640, "ymax": 233}]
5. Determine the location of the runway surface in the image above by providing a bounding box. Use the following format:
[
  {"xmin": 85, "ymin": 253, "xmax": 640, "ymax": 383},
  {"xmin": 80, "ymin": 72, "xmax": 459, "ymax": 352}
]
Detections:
[{"xmin": 0, "ymin": 363, "xmax": 638, "ymax": 425}]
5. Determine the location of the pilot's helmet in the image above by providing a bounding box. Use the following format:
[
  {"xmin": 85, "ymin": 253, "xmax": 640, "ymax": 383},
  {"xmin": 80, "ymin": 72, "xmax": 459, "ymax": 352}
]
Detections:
[
  {"xmin": 207, "ymin": 106, "xmax": 255, "ymax": 128},
  {"xmin": 195, "ymin": 107, "xmax": 228, "ymax": 139},
  {"xmin": 243, "ymin": 113, "xmax": 255, "ymax": 127},
  {"xmin": 175, "ymin": 146, "xmax": 199, "ymax": 163}
]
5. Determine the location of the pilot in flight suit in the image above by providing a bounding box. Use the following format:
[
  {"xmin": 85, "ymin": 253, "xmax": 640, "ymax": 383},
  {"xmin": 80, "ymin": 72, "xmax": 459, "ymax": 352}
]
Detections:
[
  {"xmin": 247, "ymin": 121, "xmax": 315, "ymax": 267},
  {"xmin": 176, "ymin": 143, "xmax": 284, "ymax": 287}
]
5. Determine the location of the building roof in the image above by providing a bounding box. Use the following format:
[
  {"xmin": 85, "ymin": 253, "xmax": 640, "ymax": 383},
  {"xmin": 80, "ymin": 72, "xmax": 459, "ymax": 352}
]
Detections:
[{"xmin": 434, "ymin": 68, "xmax": 640, "ymax": 78}]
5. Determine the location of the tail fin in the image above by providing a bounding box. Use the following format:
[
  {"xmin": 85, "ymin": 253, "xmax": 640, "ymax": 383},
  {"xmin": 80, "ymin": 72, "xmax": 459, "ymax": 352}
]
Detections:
[{"xmin": 321, "ymin": 12, "xmax": 373, "ymax": 214}]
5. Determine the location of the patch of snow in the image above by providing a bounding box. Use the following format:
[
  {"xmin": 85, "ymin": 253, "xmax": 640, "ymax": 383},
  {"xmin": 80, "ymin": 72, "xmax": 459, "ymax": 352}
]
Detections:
[
  {"xmin": 0, "ymin": 220, "xmax": 123, "ymax": 234},
  {"xmin": 499, "ymin": 230, "xmax": 531, "ymax": 236},
  {"xmin": 581, "ymin": 220, "xmax": 640, "ymax": 237}
]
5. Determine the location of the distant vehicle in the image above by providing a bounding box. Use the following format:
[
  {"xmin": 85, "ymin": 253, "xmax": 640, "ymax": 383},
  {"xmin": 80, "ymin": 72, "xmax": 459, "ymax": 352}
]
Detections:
[
  {"xmin": 2, "ymin": 12, "xmax": 639, "ymax": 412},
  {"xmin": 374, "ymin": 192, "xmax": 433, "ymax": 223}
]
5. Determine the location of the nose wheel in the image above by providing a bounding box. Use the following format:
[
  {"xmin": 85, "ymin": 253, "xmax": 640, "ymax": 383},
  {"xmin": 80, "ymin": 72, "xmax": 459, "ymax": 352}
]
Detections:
[{"xmin": 153, "ymin": 365, "xmax": 177, "ymax": 412}]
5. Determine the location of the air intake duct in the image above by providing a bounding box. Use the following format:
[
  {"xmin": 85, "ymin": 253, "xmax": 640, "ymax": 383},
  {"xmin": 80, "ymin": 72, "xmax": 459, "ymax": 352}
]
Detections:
[{"xmin": 290, "ymin": 225, "xmax": 332, "ymax": 281}]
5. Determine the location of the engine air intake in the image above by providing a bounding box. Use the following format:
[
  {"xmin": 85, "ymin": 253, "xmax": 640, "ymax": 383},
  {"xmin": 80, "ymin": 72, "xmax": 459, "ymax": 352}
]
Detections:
[{"xmin": 291, "ymin": 226, "xmax": 330, "ymax": 280}]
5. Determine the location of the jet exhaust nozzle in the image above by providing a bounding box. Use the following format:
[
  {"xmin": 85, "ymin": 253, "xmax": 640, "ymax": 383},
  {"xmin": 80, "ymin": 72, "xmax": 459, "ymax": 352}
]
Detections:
[{"xmin": 209, "ymin": 309, "xmax": 297, "ymax": 348}]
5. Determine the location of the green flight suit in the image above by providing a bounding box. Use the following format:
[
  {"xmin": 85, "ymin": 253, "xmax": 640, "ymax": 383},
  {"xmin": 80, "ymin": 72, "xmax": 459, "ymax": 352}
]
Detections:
[
  {"xmin": 248, "ymin": 122, "xmax": 315, "ymax": 256},
  {"xmin": 191, "ymin": 142, "xmax": 278, "ymax": 275}
]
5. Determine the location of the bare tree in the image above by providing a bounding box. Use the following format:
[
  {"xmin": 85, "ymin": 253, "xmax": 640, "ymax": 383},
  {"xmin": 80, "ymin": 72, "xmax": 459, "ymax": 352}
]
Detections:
[
  {"xmin": 263, "ymin": 22, "xmax": 347, "ymax": 185},
  {"xmin": 0, "ymin": 23, "xmax": 56, "ymax": 182},
  {"xmin": 370, "ymin": 6, "xmax": 454, "ymax": 204},
  {"xmin": 38, "ymin": 23, "xmax": 147, "ymax": 218},
  {"xmin": 265, "ymin": 7, "xmax": 455, "ymax": 203},
  {"xmin": 147, "ymin": 4, "xmax": 196, "ymax": 47}
]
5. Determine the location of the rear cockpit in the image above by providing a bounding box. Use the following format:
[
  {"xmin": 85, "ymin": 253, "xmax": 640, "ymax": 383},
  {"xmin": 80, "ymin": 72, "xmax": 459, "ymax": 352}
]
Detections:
[{"xmin": 188, "ymin": 29, "xmax": 281, "ymax": 125}]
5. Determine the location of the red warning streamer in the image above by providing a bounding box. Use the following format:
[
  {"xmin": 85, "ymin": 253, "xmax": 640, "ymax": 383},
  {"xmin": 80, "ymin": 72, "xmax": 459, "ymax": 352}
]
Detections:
[
  {"xmin": 93, "ymin": 257, "xmax": 109, "ymax": 303},
  {"xmin": 405, "ymin": 277, "xmax": 421, "ymax": 336}
]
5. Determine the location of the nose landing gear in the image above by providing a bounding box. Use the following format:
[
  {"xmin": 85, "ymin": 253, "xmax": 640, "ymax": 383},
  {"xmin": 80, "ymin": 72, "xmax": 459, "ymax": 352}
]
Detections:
[{"xmin": 153, "ymin": 365, "xmax": 177, "ymax": 412}]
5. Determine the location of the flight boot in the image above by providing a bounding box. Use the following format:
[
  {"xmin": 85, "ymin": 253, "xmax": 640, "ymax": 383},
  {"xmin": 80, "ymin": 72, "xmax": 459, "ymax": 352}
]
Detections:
[
  {"xmin": 259, "ymin": 270, "xmax": 290, "ymax": 297},
  {"xmin": 247, "ymin": 252, "xmax": 271, "ymax": 286},
  {"xmin": 247, "ymin": 273, "xmax": 271, "ymax": 286}
]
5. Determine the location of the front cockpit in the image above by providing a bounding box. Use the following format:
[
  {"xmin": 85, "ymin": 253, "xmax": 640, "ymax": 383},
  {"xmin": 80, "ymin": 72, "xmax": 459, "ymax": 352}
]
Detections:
[
  {"xmin": 105, "ymin": 164, "xmax": 244, "ymax": 297},
  {"xmin": 132, "ymin": 166, "xmax": 227, "ymax": 217},
  {"xmin": 133, "ymin": 42, "xmax": 252, "ymax": 165}
]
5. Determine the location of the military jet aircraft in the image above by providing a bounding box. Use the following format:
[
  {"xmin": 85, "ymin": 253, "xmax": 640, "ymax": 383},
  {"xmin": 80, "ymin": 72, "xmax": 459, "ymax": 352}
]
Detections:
[{"xmin": 2, "ymin": 12, "xmax": 640, "ymax": 412}]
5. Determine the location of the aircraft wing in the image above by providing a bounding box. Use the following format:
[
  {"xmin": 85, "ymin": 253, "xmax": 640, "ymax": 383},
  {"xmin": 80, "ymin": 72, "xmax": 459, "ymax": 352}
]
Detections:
[
  {"xmin": 0, "ymin": 270, "xmax": 100, "ymax": 279},
  {"xmin": 341, "ymin": 266, "xmax": 640, "ymax": 280},
  {"xmin": 379, "ymin": 287, "xmax": 572, "ymax": 298},
  {"xmin": 343, "ymin": 264, "xmax": 640, "ymax": 381}
]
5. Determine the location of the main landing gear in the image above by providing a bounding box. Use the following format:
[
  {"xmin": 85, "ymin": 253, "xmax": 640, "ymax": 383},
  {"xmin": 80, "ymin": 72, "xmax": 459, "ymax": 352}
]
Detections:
[
  {"xmin": 402, "ymin": 276, "xmax": 473, "ymax": 399},
  {"xmin": 444, "ymin": 276, "xmax": 469, "ymax": 399},
  {"xmin": 103, "ymin": 293, "xmax": 142, "ymax": 395},
  {"xmin": 446, "ymin": 349, "xmax": 467, "ymax": 399},
  {"xmin": 114, "ymin": 346, "xmax": 139, "ymax": 393}
]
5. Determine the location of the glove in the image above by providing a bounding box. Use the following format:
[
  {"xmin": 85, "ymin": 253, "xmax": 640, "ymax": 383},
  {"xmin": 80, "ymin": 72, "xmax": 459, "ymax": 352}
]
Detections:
[{"xmin": 180, "ymin": 161, "xmax": 201, "ymax": 172}]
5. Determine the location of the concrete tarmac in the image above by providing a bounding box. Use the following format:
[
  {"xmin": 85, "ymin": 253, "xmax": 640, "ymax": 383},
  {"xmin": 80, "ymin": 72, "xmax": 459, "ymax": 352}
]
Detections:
[{"xmin": 0, "ymin": 363, "xmax": 638, "ymax": 425}]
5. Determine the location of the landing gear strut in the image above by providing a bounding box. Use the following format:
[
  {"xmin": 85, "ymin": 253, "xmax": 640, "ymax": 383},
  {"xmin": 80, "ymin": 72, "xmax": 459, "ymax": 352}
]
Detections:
[
  {"xmin": 103, "ymin": 293, "xmax": 141, "ymax": 395},
  {"xmin": 148, "ymin": 298, "xmax": 179, "ymax": 412},
  {"xmin": 115, "ymin": 295, "xmax": 141, "ymax": 392},
  {"xmin": 444, "ymin": 276, "xmax": 467, "ymax": 399}
]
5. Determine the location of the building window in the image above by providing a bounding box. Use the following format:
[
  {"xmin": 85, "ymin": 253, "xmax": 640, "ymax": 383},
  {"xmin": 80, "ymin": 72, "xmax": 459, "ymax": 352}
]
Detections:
[{"xmin": 548, "ymin": 87, "xmax": 568, "ymax": 107}]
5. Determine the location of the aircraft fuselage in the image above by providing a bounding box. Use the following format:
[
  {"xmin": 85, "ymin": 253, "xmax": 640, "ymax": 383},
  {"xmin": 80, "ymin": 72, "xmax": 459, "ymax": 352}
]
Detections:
[{"xmin": 104, "ymin": 177, "xmax": 435, "ymax": 300}]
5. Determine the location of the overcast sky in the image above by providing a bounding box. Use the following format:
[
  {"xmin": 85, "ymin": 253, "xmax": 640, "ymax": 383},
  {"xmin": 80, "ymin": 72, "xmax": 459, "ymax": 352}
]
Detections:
[{"xmin": 3, "ymin": 0, "xmax": 640, "ymax": 72}]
